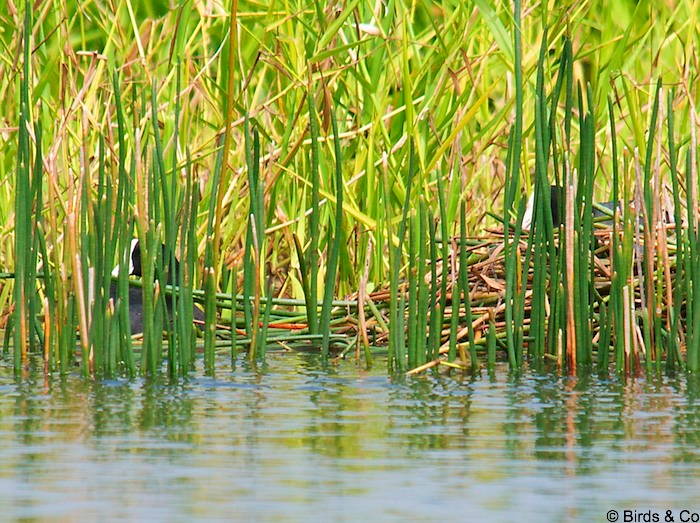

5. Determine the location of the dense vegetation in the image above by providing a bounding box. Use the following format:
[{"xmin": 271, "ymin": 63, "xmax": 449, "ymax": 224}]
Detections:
[{"xmin": 1, "ymin": 0, "xmax": 699, "ymax": 377}]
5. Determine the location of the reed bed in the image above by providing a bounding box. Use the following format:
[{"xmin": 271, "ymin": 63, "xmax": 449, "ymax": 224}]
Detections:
[{"xmin": 2, "ymin": 1, "xmax": 700, "ymax": 378}]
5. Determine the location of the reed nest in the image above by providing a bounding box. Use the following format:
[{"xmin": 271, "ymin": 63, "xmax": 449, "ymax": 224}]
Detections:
[{"xmin": 353, "ymin": 209, "xmax": 687, "ymax": 377}]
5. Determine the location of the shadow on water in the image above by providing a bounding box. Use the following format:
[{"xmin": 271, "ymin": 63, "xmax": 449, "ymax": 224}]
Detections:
[{"xmin": 2, "ymin": 354, "xmax": 700, "ymax": 519}]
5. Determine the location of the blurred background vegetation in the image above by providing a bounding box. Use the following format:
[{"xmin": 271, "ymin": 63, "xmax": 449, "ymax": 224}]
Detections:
[{"xmin": 0, "ymin": 0, "xmax": 697, "ymax": 303}]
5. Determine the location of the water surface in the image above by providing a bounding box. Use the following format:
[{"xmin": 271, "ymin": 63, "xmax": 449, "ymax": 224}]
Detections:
[{"xmin": 1, "ymin": 355, "xmax": 700, "ymax": 521}]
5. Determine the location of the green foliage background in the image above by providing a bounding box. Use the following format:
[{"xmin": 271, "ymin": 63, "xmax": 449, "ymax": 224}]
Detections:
[{"xmin": 0, "ymin": 0, "xmax": 697, "ymax": 304}]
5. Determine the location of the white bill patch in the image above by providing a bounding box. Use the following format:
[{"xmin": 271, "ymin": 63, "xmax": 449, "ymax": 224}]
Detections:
[
  {"xmin": 521, "ymin": 190, "xmax": 535, "ymax": 230},
  {"xmin": 111, "ymin": 239, "xmax": 138, "ymax": 277}
]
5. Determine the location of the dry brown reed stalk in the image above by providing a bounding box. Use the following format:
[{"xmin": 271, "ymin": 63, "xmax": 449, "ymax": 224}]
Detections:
[
  {"xmin": 565, "ymin": 177, "xmax": 576, "ymax": 374},
  {"xmin": 639, "ymin": 147, "xmax": 657, "ymax": 360},
  {"xmin": 631, "ymin": 151, "xmax": 653, "ymax": 365},
  {"xmin": 658, "ymin": 220, "xmax": 673, "ymax": 332},
  {"xmin": 451, "ymin": 238, "xmax": 469, "ymax": 366},
  {"xmin": 623, "ymin": 284, "xmax": 632, "ymax": 372},
  {"xmin": 635, "ymin": 314, "xmax": 646, "ymax": 361},
  {"xmin": 406, "ymin": 358, "xmax": 440, "ymax": 375},
  {"xmin": 439, "ymin": 295, "xmax": 521, "ymax": 353},
  {"xmin": 43, "ymin": 298, "xmax": 49, "ymax": 365},
  {"xmin": 134, "ymin": 129, "xmax": 149, "ymax": 253},
  {"xmin": 357, "ymin": 238, "xmax": 372, "ymax": 359},
  {"xmin": 67, "ymin": 109, "xmax": 91, "ymax": 372}
]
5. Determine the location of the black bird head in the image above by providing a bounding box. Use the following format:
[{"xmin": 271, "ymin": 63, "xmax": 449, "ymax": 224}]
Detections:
[
  {"xmin": 129, "ymin": 239, "xmax": 144, "ymax": 277},
  {"xmin": 110, "ymin": 239, "xmax": 203, "ymax": 334},
  {"xmin": 114, "ymin": 239, "xmax": 180, "ymax": 283}
]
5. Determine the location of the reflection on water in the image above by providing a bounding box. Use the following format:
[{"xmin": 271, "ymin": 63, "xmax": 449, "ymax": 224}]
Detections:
[{"xmin": 1, "ymin": 355, "xmax": 700, "ymax": 520}]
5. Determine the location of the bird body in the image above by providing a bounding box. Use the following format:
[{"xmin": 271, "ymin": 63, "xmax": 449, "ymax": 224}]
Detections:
[
  {"xmin": 110, "ymin": 240, "xmax": 204, "ymax": 334},
  {"xmin": 523, "ymin": 185, "xmax": 622, "ymax": 229}
]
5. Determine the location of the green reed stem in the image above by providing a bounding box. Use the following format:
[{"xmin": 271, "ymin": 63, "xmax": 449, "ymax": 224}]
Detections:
[{"xmin": 319, "ymin": 107, "xmax": 344, "ymax": 357}]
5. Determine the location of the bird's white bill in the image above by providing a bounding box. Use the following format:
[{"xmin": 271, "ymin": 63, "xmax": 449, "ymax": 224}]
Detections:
[
  {"xmin": 521, "ymin": 191, "xmax": 535, "ymax": 230},
  {"xmin": 111, "ymin": 238, "xmax": 138, "ymax": 277}
]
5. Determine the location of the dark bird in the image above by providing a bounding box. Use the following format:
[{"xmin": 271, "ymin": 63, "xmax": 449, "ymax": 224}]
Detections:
[
  {"xmin": 523, "ymin": 185, "xmax": 618, "ymax": 229},
  {"xmin": 111, "ymin": 239, "xmax": 204, "ymax": 334}
]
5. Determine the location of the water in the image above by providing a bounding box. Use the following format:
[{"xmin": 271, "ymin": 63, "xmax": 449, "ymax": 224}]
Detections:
[{"xmin": 1, "ymin": 354, "xmax": 700, "ymax": 521}]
